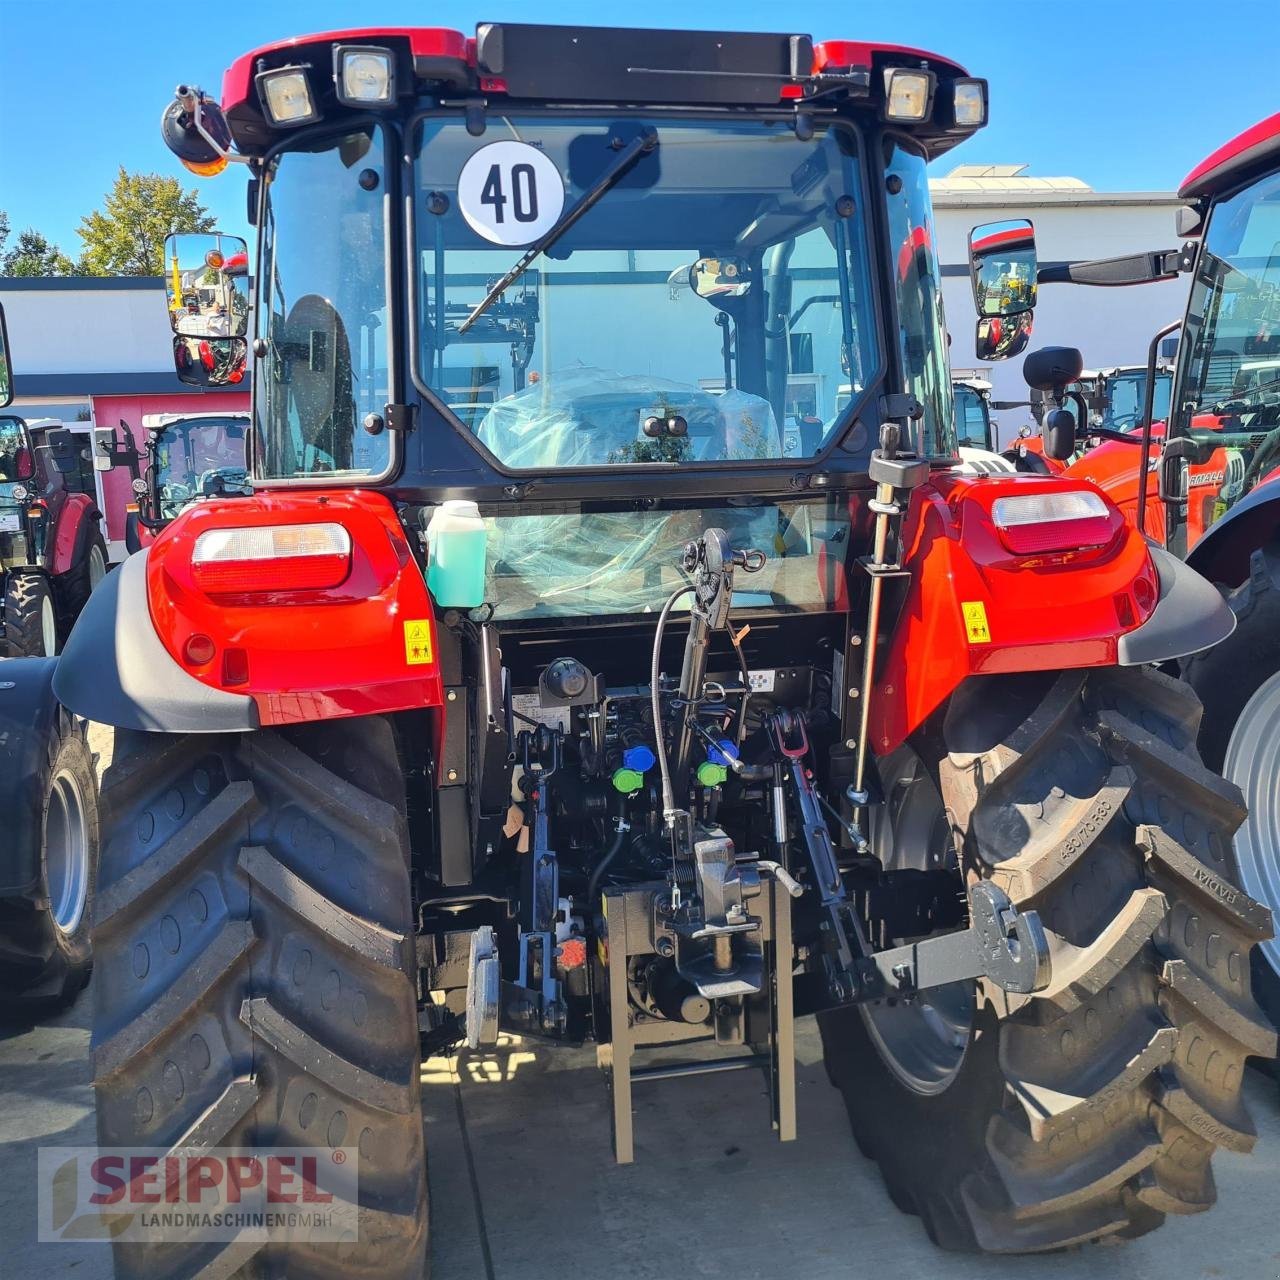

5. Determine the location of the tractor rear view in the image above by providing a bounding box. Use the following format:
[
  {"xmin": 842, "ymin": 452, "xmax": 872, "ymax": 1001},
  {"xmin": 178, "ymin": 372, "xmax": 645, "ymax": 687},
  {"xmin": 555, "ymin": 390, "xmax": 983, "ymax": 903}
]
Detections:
[
  {"xmin": 1011, "ymin": 114, "xmax": 1280, "ymax": 1027},
  {"xmin": 52, "ymin": 24, "xmax": 1272, "ymax": 1275}
]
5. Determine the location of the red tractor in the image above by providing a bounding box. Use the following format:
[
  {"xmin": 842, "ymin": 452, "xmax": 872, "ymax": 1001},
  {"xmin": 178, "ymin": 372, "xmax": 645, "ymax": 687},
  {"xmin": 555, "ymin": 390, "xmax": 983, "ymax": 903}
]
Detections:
[
  {"xmin": 0, "ymin": 305, "xmax": 101, "ymax": 1014},
  {"xmin": 0, "ymin": 405, "xmax": 110, "ymax": 657},
  {"xmin": 1009, "ymin": 113, "xmax": 1280, "ymax": 1024},
  {"xmin": 121, "ymin": 410, "xmax": 252, "ymax": 553},
  {"xmin": 44, "ymin": 25, "xmax": 1271, "ymax": 1272}
]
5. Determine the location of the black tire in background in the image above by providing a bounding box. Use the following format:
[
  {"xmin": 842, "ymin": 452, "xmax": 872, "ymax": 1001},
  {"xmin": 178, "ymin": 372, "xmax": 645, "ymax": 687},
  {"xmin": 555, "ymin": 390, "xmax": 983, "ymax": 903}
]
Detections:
[
  {"xmin": 1184, "ymin": 543, "xmax": 1280, "ymax": 1033},
  {"xmin": 53, "ymin": 524, "xmax": 108, "ymax": 642},
  {"xmin": 820, "ymin": 667, "xmax": 1273, "ymax": 1252},
  {"xmin": 3, "ymin": 571, "xmax": 57, "ymax": 657},
  {"xmin": 0, "ymin": 707, "xmax": 98, "ymax": 1013},
  {"xmin": 92, "ymin": 716, "xmax": 428, "ymax": 1280}
]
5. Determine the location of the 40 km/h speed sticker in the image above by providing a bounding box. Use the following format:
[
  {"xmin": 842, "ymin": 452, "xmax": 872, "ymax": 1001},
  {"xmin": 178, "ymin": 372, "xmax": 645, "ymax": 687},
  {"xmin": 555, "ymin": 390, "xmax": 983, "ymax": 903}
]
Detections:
[{"xmin": 457, "ymin": 140, "xmax": 566, "ymax": 246}]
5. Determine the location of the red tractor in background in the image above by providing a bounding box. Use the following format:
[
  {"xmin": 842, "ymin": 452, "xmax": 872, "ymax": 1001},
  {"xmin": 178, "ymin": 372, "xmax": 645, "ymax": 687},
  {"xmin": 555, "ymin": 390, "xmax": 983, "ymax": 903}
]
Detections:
[
  {"xmin": 121, "ymin": 410, "xmax": 252, "ymax": 553},
  {"xmin": 1012, "ymin": 113, "xmax": 1280, "ymax": 1022},
  {"xmin": 35, "ymin": 24, "xmax": 1274, "ymax": 1273},
  {"xmin": 1007, "ymin": 362, "xmax": 1175, "ymax": 475},
  {"xmin": 0, "ymin": 409, "xmax": 110, "ymax": 657},
  {"xmin": 0, "ymin": 305, "xmax": 101, "ymax": 1015}
]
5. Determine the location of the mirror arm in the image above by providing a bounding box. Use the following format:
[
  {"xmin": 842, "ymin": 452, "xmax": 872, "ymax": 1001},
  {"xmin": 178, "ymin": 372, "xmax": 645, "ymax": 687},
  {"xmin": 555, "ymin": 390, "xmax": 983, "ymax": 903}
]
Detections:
[
  {"xmin": 1037, "ymin": 247, "xmax": 1194, "ymax": 288},
  {"xmin": 176, "ymin": 85, "xmax": 252, "ymax": 166},
  {"xmin": 1138, "ymin": 318, "xmax": 1184, "ymax": 537}
]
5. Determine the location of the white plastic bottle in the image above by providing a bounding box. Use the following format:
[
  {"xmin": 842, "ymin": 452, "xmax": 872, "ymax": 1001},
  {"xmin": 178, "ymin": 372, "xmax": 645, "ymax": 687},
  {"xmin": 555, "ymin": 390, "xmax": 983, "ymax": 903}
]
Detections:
[{"xmin": 426, "ymin": 499, "xmax": 488, "ymax": 607}]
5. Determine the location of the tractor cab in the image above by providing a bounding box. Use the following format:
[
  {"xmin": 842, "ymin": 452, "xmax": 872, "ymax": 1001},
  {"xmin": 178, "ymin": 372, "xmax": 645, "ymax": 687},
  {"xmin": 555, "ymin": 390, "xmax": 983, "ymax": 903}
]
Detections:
[
  {"xmin": 48, "ymin": 29, "xmax": 1268, "ymax": 1272},
  {"xmin": 120, "ymin": 411, "xmax": 252, "ymax": 552}
]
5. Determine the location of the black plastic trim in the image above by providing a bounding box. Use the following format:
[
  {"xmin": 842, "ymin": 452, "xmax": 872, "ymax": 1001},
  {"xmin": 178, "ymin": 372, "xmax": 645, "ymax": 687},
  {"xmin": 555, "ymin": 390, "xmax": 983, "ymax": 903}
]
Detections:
[
  {"xmin": 1117, "ymin": 545, "xmax": 1235, "ymax": 666},
  {"xmin": 52, "ymin": 549, "xmax": 259, "ymax": 733},
  {"xmin": 0, "ymin": 658, "xmax": 59, "ymax": 897}
]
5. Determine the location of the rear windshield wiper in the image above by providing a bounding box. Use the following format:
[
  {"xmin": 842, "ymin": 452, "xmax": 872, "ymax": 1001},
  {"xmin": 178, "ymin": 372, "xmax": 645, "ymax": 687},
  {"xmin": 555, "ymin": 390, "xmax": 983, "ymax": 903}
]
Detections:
[{"xmin": 458, "ymin": 126, "xmax": 659, "ymax": 335}]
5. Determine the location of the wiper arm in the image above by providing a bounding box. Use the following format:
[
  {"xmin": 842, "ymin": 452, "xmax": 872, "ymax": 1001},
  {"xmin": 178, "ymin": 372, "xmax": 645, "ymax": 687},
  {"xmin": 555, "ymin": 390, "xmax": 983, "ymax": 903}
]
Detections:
[
  {"xmin": 458, "ymin": 127, "xmax": 659, "ymax": 335},
  {"xmin": 1211, "ymin": 373, "xmax": 1280, "ymax": 415}
]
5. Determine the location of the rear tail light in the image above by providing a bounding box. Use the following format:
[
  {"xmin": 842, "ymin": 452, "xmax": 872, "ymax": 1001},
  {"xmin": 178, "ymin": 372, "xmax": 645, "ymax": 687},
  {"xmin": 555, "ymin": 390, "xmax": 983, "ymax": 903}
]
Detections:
[
  {"xmin": 990, "ymin": 490, "xmax": 1116, "ymax": 555},
  {"xmin": 191, "ymin": 522, "xmax": 351, "ymax": 593}
]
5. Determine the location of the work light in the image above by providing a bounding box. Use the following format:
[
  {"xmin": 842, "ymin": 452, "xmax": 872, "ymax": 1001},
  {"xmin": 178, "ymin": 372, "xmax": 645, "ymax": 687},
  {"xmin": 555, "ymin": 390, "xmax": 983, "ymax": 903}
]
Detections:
[
  {"xmin": 951, "ymin": 79, "xmax": 988, "ymax": 128},
  {"xmin": 10, "ymin": 484, "xmax": 28, "ymax": 502},
  {"xmin": 335, "ymin": 46, "xmax": 395, "ymax": 106},
  {"xmin": 882, "ymin": 68, "xmax": 935, "ymax": 122},
  {"xmin": 256, "ymin": 67, "xmax": 319, "ymax": 127}
]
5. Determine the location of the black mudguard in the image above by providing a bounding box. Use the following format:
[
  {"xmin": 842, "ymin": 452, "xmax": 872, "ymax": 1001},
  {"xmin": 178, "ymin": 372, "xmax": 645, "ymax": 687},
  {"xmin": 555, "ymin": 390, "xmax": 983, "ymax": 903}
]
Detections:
[
  {"xmin": 0, "ymin": 658, "xmax": 59, "ymax": 897},
  {"xmin": 1186, "ymin": 483, "xmax": 1280, "ymax": 589},
  {"xmin": 1118, "ymin": 545, "xmax": 1235, "ymax": 666},
  {"xmin": 52, "ymin": 549, "xmax": 259, "ymax": 733}
]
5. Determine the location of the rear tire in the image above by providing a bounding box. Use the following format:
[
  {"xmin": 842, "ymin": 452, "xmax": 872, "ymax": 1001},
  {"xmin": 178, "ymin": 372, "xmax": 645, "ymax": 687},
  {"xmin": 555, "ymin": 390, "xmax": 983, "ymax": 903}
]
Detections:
[
  {"xmin": 53, "ymin": 527, "xmax": 108, "ymax": 642},
  {"xmin": 3, "ymin": 572, "xmax": 57, "ymax": 657},
  {"xmin": 1184, "ymin": 543, "xmax": 1280, "ymax": 1036},
  {"xmin": 0, "ymin": 707, "xmax": 98, "ymax": 1014},
  {"xmin": 91, "ymin": 717, "xmax": 428, "ymax": 1279},
  {"xmin": 819, "ymin": 667, "xmax": 1273, "ymax": 1252}
]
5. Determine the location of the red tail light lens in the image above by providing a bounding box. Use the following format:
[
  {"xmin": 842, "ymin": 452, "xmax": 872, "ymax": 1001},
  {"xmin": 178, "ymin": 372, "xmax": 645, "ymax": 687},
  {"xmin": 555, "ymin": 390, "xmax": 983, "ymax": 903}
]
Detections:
[
  {"xmin": 990, "ymin": 490, "xmax": 1118, "ymax": 555},
  {"xmin": 191, "ymin": 522, "xmax": 352, "ymax": 594}
]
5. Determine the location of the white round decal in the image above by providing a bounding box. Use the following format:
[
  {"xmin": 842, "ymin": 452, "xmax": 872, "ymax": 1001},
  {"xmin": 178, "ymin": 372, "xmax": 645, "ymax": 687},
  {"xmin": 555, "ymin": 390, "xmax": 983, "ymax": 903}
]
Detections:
[{"xmin": 457, "ymin": 140, "xmax": 566, "ymax": 246}]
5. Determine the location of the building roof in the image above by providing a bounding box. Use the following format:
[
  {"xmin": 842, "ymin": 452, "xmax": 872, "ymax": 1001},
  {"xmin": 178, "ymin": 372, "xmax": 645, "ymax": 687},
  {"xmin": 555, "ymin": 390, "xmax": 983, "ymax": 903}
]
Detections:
[{"xmin": 929, "ymin": 163, "xmax": 1180, "ymax": 208}]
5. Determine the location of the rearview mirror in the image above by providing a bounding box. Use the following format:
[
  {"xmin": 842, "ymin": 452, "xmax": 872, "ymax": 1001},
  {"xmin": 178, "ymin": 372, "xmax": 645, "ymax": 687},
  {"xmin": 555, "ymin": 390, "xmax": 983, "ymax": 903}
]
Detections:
[
  {"xmin": 173, "ymin": 335, "xmax": 248, "ymax": 387},
  {"xmin": 689, "ymin": 256, "xmax": 752, "ymax": 300},
  {"xmin": 165, "ymin": 233, "xmax": 250, "ymax": 339},
  {"xmin": 968, "ymin": 219, "xmax": 1038, "ymax": 317},
  {"xmin": 1042, "ymin": 407, "xmax": 1078, "ymax": 461},
  {"xmin": 974, "ymin": 312, "xmax": 1032, "ymax": 361},
  {"xmin": 0, "ymin": 303, "xmax": 11, "ymax": 408},
  {"xmin": 92, "ymin": 426, "xmax": 115, "ymax": 471}
]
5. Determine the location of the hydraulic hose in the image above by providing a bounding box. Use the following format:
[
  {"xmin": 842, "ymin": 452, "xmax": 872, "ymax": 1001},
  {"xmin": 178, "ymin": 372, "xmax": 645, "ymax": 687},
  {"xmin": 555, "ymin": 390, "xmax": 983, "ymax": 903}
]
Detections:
[
  {"xmin": 586, "ymin": 816, "xmax": 632, "ymax": 908},
  {"xmin": 652, "ymin": 585, "xmax": 694, "ymax": 825}
]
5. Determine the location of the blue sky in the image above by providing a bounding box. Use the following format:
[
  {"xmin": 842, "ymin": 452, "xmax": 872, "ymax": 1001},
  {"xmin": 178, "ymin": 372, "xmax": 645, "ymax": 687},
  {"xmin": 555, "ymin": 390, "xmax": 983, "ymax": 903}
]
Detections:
[{"xmin": 2, "ymin": 0, "xmax": 1278, "ymax": 261}]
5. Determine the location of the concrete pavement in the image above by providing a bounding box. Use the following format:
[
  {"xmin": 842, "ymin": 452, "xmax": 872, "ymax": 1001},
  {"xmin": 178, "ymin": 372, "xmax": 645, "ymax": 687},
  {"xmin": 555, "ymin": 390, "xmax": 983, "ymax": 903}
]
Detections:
[{"xmin": 2, "ymin": 1002, "xmax": 1278, "ymax": 1279}]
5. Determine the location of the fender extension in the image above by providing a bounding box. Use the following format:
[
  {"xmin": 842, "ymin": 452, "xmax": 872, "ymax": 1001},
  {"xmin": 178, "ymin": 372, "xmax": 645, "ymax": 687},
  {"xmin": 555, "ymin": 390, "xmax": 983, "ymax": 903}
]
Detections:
[
  {"xmin": 52, "ymin": 549, "xmax": 259, "ymax": 733},
  {"xmin": 1117, "ymin": 545, "xmax": 1235, "ymax": 666},
  {"xmin": 0, "ymin": 658, "xmax": 59, "ymax": 897}
]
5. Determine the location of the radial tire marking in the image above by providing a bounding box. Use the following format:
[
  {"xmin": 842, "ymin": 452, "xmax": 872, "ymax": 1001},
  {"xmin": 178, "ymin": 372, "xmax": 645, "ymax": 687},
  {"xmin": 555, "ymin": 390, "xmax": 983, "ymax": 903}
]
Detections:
[
  {"xmin": 1138, "ymin": 825, "xmax": 1273, "ymax": 939},
  {"xmin": 1006, "ymin": 1022, "xmax": 1177, "ymax": 1141},
  {"xmin": 238, "ymin": 845, "xmax": 405, "ymax": 967},
  {"xmin": 240, "ymin": 997, "xmax": 415, "ymax": 1115}
]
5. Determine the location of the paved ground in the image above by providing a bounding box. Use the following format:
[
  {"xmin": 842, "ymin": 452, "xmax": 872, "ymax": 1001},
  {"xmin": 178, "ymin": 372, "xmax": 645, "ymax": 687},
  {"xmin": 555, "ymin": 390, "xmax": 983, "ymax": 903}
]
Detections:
[
  {"xmin": 3, "ymin": 1002, "xmax": 1279, "ymax": 1279},
  {"xmin": 2, "ymin": 725, "xmax": 1277, "ymax": 1277}
]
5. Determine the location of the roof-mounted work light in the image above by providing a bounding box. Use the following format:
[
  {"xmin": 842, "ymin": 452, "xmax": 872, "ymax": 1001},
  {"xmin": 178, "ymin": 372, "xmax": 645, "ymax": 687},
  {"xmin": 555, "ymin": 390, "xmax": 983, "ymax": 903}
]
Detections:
[
  {"xmin": 950, "ymin": 79, "xmax": 988, "ymax": 128},
  {"xmin": 334, "ymin": 46, "xmax": 396, "ymax": 107},
  {"xmin": 882, "ymin": 68, "xmax": 936, "ymax": 122},
  {"xmin": 256, "ymin": 66, "xmax": 319, "ymax": 127}
]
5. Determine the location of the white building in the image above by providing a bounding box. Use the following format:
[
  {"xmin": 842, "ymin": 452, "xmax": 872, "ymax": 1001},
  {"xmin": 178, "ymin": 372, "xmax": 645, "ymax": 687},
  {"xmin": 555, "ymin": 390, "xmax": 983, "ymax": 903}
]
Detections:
[{"xmin": 932, "ymin": 164, "xmax": 1189, "ymax": 448}]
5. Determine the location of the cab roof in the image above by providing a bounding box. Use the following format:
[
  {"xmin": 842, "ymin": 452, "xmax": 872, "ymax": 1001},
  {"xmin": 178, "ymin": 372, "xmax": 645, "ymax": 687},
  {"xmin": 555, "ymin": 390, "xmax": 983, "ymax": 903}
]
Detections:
[
  {"xmin": 1180, "ymin": 112, "xmax": 1280, "ymax": 201},
  {"xmin": 220, "ymin": 22, "xmax": 976, "ymax": 158}
]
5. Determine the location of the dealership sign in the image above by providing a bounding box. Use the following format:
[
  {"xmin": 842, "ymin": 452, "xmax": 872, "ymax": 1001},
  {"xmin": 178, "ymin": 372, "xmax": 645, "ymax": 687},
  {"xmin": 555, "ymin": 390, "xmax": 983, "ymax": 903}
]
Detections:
[{"xmin": 37, "ymin": 1147, "xmax": 359, "ymax": 1244}]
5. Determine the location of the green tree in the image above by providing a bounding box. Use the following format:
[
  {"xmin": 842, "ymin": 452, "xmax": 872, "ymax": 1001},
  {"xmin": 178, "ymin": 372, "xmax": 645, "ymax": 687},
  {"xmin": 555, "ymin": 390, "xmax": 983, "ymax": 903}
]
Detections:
[
  {"xmin": 0, "ymin": 210, "xmax": 9, "ymax": 258},
  {"xmin": 3, "ymin": 228, "xmax": 75, "ymax": 277},
  {"xmin": 78, "ymin": 168, "xmax": 214, "ymax": 277}
]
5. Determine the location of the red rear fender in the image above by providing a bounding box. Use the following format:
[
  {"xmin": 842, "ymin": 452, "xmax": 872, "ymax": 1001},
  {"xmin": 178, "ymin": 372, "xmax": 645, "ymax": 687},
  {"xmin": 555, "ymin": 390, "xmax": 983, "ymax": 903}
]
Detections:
[
  {"xmin": 869, "ymin": 474, "xmax": 1159, "ymax": 753},
  {"xmin": 146, "ymin": 490, "xmax": 444, "ymax": 726}
]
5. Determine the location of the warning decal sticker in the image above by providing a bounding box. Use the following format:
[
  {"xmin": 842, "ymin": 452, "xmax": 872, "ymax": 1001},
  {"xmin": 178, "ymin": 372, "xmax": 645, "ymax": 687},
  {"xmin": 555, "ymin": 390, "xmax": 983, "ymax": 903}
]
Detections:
[
  {"xmin": 961, "ymin": 601, "xmax": 991, "ymax": 644},
  {"xmin": 404, "ymin": 620, "xmax": 434, "ymax": 665}
]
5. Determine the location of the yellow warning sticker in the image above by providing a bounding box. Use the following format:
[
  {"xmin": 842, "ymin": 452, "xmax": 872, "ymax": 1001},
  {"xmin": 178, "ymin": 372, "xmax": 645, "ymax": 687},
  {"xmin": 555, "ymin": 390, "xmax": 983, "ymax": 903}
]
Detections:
[
  {"xmin": 404, "ymin": 619, "xmax": 434, "ymax": 665},
  {"xmin": 961, "ymin": 601, "xmax": 991, "ymax": 644}
]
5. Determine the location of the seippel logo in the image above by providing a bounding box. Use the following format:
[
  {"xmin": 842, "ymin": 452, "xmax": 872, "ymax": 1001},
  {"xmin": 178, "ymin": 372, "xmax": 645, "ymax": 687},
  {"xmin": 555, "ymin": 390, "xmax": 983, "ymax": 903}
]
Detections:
[{"xmin": 38, "ymin": 1147, "xmax": 359, "ymax": 1245}]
